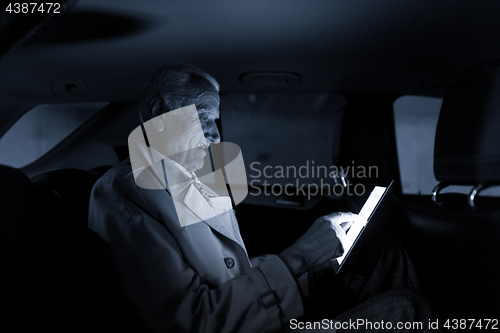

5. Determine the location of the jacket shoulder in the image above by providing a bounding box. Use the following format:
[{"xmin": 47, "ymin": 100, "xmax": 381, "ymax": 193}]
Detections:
[
  {"xmin": 90, "ymin": 161, "xmax": 183, "ymax": 237},
  {"xmin": 93, "ymin": 162, "xmax": 137, "ymax": 192}
]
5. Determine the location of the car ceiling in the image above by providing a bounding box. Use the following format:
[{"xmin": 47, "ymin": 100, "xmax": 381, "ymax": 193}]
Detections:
[{"xmin": 1, "ymin": 0, "xmax": 500, "ymax": 137}]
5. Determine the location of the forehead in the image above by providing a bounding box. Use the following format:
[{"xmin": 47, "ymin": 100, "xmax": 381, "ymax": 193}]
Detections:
[{"xmin": 187, "ymin": 75, "xmax": 220, "ymax": 117}]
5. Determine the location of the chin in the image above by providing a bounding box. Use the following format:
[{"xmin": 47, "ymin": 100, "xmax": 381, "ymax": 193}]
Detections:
[
  {"xmin": 193, "ymin": 163, "xmax": 205, "ymax": 172},
  {"xmin": 186, "ymin": 161, "xmax": 205, "ymax": 173}
]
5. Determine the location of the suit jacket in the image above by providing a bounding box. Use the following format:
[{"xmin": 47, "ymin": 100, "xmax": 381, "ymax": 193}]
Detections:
[{"xmin": 88, "ymin": 160, "xmax": 304, "ymax": 333}]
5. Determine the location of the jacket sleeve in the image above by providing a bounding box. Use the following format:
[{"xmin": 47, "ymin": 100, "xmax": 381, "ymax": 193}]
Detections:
[
  {"xmin": 251, "ymin": 255, "xmax": 310, "ymax": 303},
  {"xmin": 88, "ymin": 169, "xmax": 304, "ymax": 333}
]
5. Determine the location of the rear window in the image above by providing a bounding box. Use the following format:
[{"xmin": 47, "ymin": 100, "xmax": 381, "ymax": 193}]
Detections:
[
  {"xmin": 220, "ymin": 93, "xmax": 345, "ymax": 190},
  {"xmin": 0, "ymin": 103, "xmax": 108, "ymax": 168}
]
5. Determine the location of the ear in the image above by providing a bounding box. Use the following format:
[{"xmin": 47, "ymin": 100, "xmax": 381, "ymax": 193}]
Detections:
[
  {"xmin": 150, "ymin": 97, "xmax": 164, "ymax": 118},
  {"xmin": 150, "ymin": 97, "xmax": 165, "ymax": 131}
]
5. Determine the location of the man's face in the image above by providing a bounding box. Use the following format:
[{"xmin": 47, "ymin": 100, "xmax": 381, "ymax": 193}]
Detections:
[
  {"xmin": 171, "ymin": 77, "xmax": 221, "ymax": 172},
  {"xmin": 195, "ymin": 95, "xmax": 221, "ymax": 147}
]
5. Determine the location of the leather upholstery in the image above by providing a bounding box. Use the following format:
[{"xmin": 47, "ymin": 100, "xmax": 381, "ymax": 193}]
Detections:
[
  {"xmin": 391, "ymin": 66, "xmax": 500, "ymax": 320},
  {"xmin": 0, "ymin": 165, "xmax": 48, "ymax": 331}
]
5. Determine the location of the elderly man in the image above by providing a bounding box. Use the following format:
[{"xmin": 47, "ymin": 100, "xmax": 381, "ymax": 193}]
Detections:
[{"xmin": 89, "ymin": 63, "xmax": 438, "ymax": 333}]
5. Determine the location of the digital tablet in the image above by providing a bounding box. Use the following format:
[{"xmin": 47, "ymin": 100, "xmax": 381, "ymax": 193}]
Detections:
[{"xmin": 335, "ymin": 181, "xmax": 394, "ymax": 273}]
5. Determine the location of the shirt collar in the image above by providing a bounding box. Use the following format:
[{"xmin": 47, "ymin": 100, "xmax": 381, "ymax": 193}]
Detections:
[{"xmin": 163, "ymin": 157, "xmax": 195, "ymax": 197}]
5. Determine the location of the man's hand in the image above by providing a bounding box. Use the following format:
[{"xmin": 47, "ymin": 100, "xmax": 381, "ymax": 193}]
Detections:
[{"xmin": 279, "ymin": 212, "xmax": 356, "ymax": 277}]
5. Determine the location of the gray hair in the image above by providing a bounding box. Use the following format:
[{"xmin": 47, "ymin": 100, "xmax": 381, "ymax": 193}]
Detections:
[{"xmin": 139, "ymin": 63, "xmax": 219, "ymax": 123}]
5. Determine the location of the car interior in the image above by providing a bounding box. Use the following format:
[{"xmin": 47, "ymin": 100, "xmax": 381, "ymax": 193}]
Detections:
[{"xmin": 1, "ymin": 0, "xmax": 499, "ymax": 332}]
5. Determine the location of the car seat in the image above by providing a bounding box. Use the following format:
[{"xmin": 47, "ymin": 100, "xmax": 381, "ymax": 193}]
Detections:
[{"xmin": 387, "ymin": 66, "xmax": 500, "ymax": 320}]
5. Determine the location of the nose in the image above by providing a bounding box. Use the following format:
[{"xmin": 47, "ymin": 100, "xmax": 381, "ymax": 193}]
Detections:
[{"xmin": 205, "ymin": 119, "xmax": 221, "ymax": 145}]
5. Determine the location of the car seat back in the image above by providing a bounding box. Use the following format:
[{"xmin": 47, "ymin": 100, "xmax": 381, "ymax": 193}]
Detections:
[{"xmin": 391, "ymin": 65, "xmax": 500, "ymax": 319}]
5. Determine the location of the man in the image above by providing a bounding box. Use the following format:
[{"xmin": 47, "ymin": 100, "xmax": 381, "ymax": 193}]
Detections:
[{"xmin": 89, "ymin": 63, "xmax": 438, "ymax": 332}]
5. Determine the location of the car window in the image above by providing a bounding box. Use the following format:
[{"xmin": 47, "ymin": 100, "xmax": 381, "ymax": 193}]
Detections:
[
  {"xmin": 394, "ymin": 95, "xmax": 499, "ymax": 197},
  {"xmin": 220, "ymin": 93, "xmax": 345, "ymax": 191},
  {"xmin": 0, "ymin": 102, "xmax": 109, "ymax": 168}
]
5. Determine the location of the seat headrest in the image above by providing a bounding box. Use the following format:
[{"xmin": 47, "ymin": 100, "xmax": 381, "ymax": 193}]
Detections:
[
  {"xmin": 31, "ymin": 168, "xmax": 96, "ymax": 196},
  {"xmin": 0, "ymin": 164, "xmax": 43, "ymax": 247},
  {"xmin": 0, "ymin": 164, "xmax": 37, "ymax": 223},
  {"xmin": 0, "ymin": 163, "xmax": 34, "ymax": 192},
  {"xmin": 434, "ymin": 68, "xmax": 500, "ymax": 184},
  {"xmin": 30, "ymin": 168, "xmax": 97, "ymax": 215}
]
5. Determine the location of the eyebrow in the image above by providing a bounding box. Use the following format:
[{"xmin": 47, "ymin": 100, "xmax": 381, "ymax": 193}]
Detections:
[{"xmin": 198, "ymin": 107, "xmax": 220, "ymax": 118}]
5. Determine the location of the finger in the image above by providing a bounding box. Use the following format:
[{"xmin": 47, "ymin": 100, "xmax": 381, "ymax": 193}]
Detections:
[
  {"xmin": 325, "ymin": 212, "xmax": 356, "ymax": 224},
  {"xmin": 340, "ymin": 220, "xmax": 354, "ymax": 232},
  {"xmin": 330, "ymin": 222, "xmax": 346, "ymax": 257},
  {"xmin": 330, "ymin": 221, "xmax": 346, "ymax": 241}
]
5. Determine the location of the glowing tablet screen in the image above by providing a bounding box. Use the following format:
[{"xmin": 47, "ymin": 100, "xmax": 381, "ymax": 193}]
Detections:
[{"xmin": 336, "ymin": 185, "xmax": 389, "ymax": 268}]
